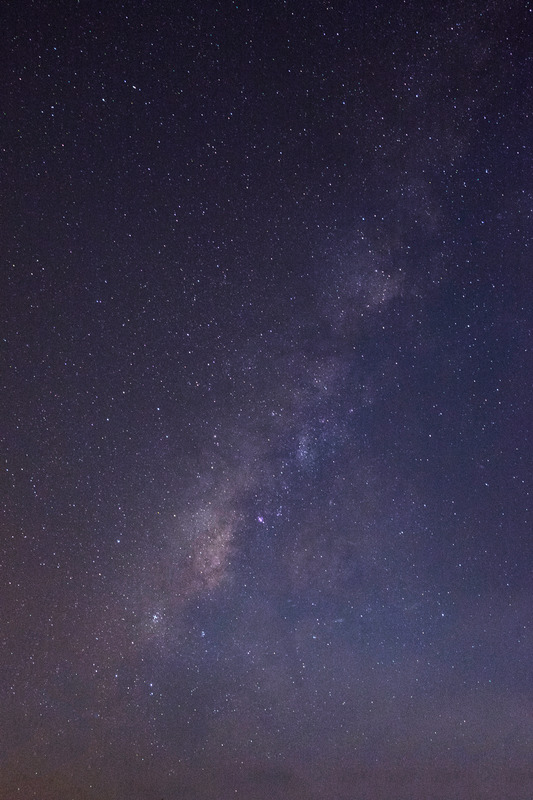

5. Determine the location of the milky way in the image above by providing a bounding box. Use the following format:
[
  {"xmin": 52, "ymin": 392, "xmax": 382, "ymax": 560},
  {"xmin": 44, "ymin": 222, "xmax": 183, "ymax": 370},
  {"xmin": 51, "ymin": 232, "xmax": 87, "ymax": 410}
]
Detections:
[{"xmin": 2, "ymin": 1, "xmax": 532, "ymax": 798}]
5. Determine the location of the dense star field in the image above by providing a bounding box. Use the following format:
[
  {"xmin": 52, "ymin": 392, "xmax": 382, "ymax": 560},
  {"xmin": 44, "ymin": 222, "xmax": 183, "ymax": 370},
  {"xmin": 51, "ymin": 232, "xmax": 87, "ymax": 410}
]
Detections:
[{"xmin": 1, "ymin": 1, "xmax": 532, "ymax": 798}]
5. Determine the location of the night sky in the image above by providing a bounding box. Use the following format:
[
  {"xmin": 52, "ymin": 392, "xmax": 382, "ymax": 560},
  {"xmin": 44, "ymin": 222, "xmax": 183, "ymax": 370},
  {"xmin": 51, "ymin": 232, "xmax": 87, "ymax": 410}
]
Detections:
[{"xmin": 2, "ymin": 1, "xmax": 532, "ymax": 798}]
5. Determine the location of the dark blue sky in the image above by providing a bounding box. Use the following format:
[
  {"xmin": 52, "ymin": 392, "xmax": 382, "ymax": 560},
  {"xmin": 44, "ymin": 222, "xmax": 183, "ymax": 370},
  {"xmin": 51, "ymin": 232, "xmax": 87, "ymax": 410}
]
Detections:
[{"xmin": 2, "ymin": 1, "xmax": 532, "ymax": 798}]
